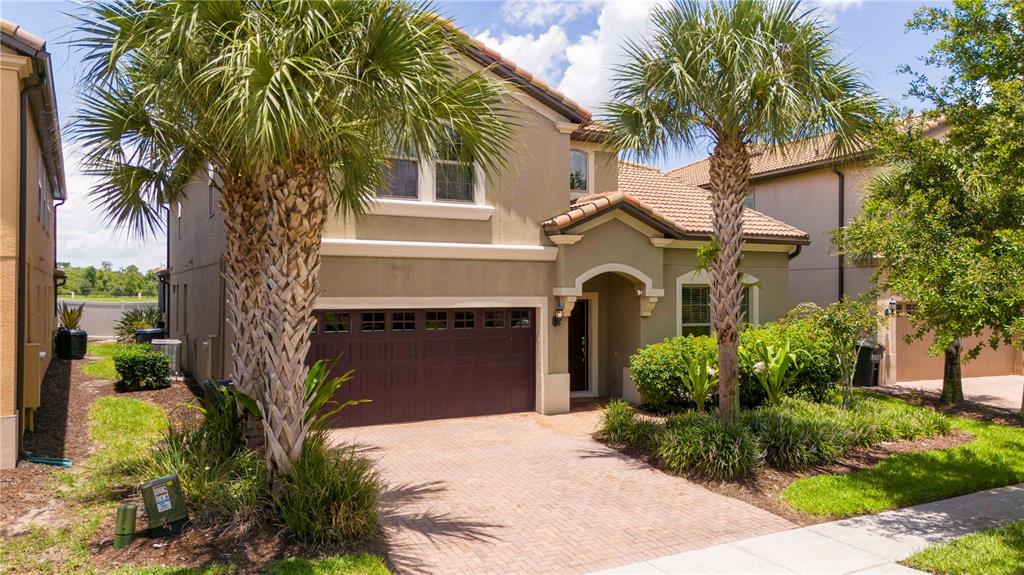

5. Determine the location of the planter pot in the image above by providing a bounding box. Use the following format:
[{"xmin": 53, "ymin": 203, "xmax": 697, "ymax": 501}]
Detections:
[
  {"xmin": 56, "ymin": 329, "xmax": 88, "ymax": 360},
  {"xmin": 134, "ymin": 328, "xmax": 165, "ymax": 344}
]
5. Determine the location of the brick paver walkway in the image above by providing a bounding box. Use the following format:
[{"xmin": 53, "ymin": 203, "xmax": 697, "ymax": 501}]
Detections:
[{"xmin": 328, "ymin": 408, "xmax": 793, "ymax": 574}]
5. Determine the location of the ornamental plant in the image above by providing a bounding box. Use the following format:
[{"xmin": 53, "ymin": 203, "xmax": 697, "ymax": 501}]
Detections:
[
  {"xmin": 740, "ymin": 338, "xmax": 809, "ymax": 406},
  {"xmin": 678, "ymin": 355, "xmax": 717, "ymax": 412}
]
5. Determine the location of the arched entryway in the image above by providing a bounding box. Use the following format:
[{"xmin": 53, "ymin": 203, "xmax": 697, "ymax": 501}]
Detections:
[{"xmin": 555, "ymin": 264, "xmax": 663, "ymax": 398}]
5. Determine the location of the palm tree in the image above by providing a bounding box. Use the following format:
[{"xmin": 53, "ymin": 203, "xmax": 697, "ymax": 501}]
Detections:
[
  {"xmin": 605, "ymin": 0, "xmax": 879, "ymax": 422},
  {"xmin": 74, "ymin": 0, "xmax": 513, "ymax": 477}
]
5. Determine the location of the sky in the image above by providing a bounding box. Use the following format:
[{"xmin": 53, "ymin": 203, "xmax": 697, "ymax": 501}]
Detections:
[{"xmin": 0, "ymin": 0, "xmax": 949, "ymax": 270}]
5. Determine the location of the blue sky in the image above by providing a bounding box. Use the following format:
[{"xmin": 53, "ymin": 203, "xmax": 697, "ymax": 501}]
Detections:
[{"xmin": 0, "ymin": 0, "xmax": 949, "ymax": 270}]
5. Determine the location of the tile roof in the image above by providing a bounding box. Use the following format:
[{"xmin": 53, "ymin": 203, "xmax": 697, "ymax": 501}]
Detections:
[
  {"xmin": 544, "ymin": 162, "xmax": 810, "ymax": 244},
  {"xmin": 667, "ymin": 117, "xmax": 947, "ymax": 186}
]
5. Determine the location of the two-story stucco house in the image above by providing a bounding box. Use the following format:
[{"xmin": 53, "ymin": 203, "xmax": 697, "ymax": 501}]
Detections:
[
  {"xmin": 167, "ymin": 39, "xmax": 809, "ymax": 427},
  {"xmin": 668, "ymin": 122, "xmax": 1023, "ymax": 384},
  {"xmin": 1, "ymin": 19, "xmax": 67, "ymax": 469}
]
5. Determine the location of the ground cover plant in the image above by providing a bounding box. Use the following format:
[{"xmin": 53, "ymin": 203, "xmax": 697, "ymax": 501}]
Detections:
[
  {"xmin": 782, "ymin": 414, "xmax": 1024, "ymax": 517},
  {"xmin": 903, "ymin": 520, "xmax": 1024, "ymax": 575},
  {"xmin": 600, "ymin": 391, "xmax": 953, "ymax": 483}
]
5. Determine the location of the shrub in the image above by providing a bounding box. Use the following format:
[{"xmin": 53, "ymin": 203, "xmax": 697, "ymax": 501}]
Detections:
[
  {"xmin": 739, "ymin": 320, "xmax": 839, "ymax": 405},
  {"xmin": 740, "ymin": 338, "xmax": 810, "ymax": 406},
  {"xmin": 743, "ymin": 402, "xmax": 848, "ymax": 470},
  {"xmin": 658, "ymin": 412, "xmax": 761, "ymax": 481},
  {"xmin": 142, "ymin": 390, "xmax": 267, "ymax": 525},
  {"xmin": 630, "ymin": 336, "xmax": 717, "ymax": 411},
  {"xmin": 629, "ymin": 320, "xmax": 839, "ymax": 411},
  {"xmin": 679, "ymin": 354, "xmax": 717, "ymax": 412},
  {"xmin": 276, "ymin": 431, "xmax": 382, "ymax": 545},
  {"xmin": 600, "ymin": 399, "xmax": 664, "ymax": 452},
  {"xmin": 115, "ymin": 305, "xmax": 162, "ymax": 342},
  {"xmin": 113, "ymin": 345, "xmax": 171, "ymax": 391}
]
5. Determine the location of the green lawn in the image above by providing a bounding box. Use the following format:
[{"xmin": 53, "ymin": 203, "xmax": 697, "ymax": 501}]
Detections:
[
  {"xmin": 904, "ymin": 520, "xmax": 1024, "ymax": 575},
  {"xmin": 782, "ymin": 416, "xmax": 1024, "ymax": 517},
  {"xmin": 80, "ymin": 341, "xmax": 132, "ymax": 380},
  {"xmin": 59, "ymin": 295, "xmax": 157, "ymax": 303},
  {"xmin": 3, "ymin": 395, "xmax": 391, "ymax": 575}
]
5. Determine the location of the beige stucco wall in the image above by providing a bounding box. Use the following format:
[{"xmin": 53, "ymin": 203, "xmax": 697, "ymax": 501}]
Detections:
[
  {"xmin": 168, "ymin": 173, "xmax": 229, "ymax": 381},
  {"xmin": 750, "ymin": 161, "xmax": 878, "ymax": 308},
  {"xmin": 1, "ymin": 49, "xmax": 57, "ymax": 469}
]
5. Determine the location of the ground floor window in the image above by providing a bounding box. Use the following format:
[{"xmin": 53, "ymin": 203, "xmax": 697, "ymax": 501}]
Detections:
[{"xmin": 679, "ymin": 284, "xmax": 750, "ymax": 336}]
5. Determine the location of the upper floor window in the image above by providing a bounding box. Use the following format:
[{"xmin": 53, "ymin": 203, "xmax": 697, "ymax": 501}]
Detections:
[
  {"xmin": 435, "ymin": 129, "xmax": 474, "ymax": 203},
  {"xmin": 380, "ymin": 144, "xmax": 419, "ymax": 199},
  {"xmin": 570, "ymin": 150, "xmax": 589, "ymax": 195}
]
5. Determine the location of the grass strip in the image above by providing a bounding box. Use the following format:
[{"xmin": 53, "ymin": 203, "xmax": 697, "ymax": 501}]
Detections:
[{"xmin": 903, "ymin": 520, "xmax": 1024, "ymax": 575}]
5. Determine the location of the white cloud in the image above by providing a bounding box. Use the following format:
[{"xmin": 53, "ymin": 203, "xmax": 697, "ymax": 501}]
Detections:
[
  {"xmin": 557, "ymin": 0, "xmax": 668, "ymax": 112},
  {"xmin": 501, "ymin": 0, "xmax": 602, "ymax": 28},
  {"xmin": 58, "ymin": 148, "xmax": 167, "ymax": 270},
  {"xmin": 475, "ymin": 25, "xmax": 570, "ymax": 84},
  {"xmin": 807, "ymin": 0, "xmax": 864, "ymax": 24}
]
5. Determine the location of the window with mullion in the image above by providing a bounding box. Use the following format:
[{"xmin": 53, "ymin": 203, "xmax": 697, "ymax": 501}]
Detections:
[
  {"xmin": 379, "ymin": 144, "xmax": 419, "ymax": 199},
  {"xmin": 435, "ymin": 127, "xmax": 475, "ymax": 203},
  {"xmin": 680, "ymin": 285, "xmax": 750, "ymax": 336}
]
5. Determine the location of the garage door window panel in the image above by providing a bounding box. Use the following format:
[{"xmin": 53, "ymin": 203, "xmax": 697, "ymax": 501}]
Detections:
[
  {"xmin": 426, "ymin": 310, "xmax": 448, "ymax": 331},
  {"xmin": 392, "ymin": 311, "xmax": 416, "ymax": 332},
  {"xmin": 323, "ymin": 312, "xmax": 351, "ymax": 334},
  {"xmin": 454, "ymin": 310, "xmax": 476, "ymax": 329},
  {"xmin": 484, "ymin": 310, "xmax": 505, "ymax": 328},
  {"xmin": 361, "ymin": 312, "xmax": 386, "ymax": 332}
]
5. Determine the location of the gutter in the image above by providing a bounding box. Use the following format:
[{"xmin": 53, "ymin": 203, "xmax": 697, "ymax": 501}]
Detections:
[{"xmin": 832, "ymin": 166, "xmax": 845, "ymax": 301}]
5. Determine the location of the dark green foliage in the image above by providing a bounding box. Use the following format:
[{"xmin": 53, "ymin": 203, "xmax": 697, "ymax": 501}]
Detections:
[
  {"xmin": 629, "ymin": 336, "xmax": 718, "ymax": 411},
  {"xmin": 658, "ymin": 412, "xmax": 761, "ymax": 481},
  {"xmin": 600, "ymin": 399, "xmax": 665, "ymax": 452},
  {"xmin": 142, "ymin": 389, "xmax": 267, "ymax": 525},
  {"xmin": 57, "ymin": 262, "xmax": 158, "ymax": 298},
  {"xmin": 742, "ymin": 402, "xmax": 848, "ymax": 470},
  {"xmin": 113, "ymin": 345, "xmax": 170, "ymax": 391},
  {"xmin": 630, "ymin": 320, "xmax": 839, "ymax": 411},
  {"xmin": 115, "ymin": 305, "xmax": 162, "ymax": 342},
  {"xmin": 275, "ymin": 431, "xmax": 382, "ymax": 546}
]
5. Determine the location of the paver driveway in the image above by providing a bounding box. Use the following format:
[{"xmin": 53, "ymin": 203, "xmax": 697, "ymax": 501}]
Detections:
[{"xmin": 328, "ymin": 407, "xmax": 794, "ymax": 574}]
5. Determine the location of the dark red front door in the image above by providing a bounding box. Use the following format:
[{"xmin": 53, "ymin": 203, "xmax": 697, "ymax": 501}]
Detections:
[{"xmin": 308, "ymin": 308, "xmax": 536, "ymax": 427}]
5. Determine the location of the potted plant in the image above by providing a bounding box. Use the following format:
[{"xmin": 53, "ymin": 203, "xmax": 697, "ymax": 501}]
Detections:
[{"xmin": 56, "ymin": 302, "xmax": 88, "ymax": 360}]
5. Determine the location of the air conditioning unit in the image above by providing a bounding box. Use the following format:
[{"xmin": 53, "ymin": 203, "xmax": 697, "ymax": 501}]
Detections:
[{"xmin": 151, "ymin": 339, "xmax": 182, "ymax": 376}]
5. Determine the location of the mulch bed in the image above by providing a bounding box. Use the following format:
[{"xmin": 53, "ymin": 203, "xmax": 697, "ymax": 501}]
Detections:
[{"xmin": 1, "ymin": 354, "xmax": 391, "ymax": 574}]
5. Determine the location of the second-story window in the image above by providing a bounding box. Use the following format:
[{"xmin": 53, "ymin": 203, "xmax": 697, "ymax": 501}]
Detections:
[
  {"xmin": 380, "ymin": 144, "xmax": 419, "ymax": 199},
  {"xmin": 435, "ymin": 129, "xmax": 474, "ymax": 203},
  {"xmin": 570, "ymin": 150, "xmax": 589, "ymax": 195}
]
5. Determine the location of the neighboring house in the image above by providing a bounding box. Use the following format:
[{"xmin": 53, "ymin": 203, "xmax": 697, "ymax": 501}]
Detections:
[
  {"xmin": 1, "ymin": 20, "xmax": 67, "ymax": 469},
  {"xmin": 167, "ymin": 41, "xmax": 809, "ymax": 427},
  {"xmin": 669, "ymin": 121, "xmax": 1023, "ymax": 384}
]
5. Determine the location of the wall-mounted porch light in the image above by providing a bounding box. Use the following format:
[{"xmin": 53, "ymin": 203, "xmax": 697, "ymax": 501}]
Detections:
[
  {"xmin": 884, "ymin": 297, "xmax": 898, "ymax": 317},
  {"xmin": 552, "ymin": 302, "xmax": 565, "ymax": 327}
]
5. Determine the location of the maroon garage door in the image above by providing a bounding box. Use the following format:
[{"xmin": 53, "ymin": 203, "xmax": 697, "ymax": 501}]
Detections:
[{"xmin": 308, "ymin": 308, "xmax": 536, "ymax": 427}]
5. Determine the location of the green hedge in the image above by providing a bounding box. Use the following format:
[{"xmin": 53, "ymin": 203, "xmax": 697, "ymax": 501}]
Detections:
[
  {"xmin": 629, "ymin": 319, "xmax": 840, "ymax": 411},
  {"xmin": 113, "ymin": 345, "xmax": 171, "ymax": 391}
]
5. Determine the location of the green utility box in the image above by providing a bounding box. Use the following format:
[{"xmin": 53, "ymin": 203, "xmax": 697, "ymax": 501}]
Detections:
[{"xmin": 140, "ymin": 474, "xmax": 188, "ymax": 535}]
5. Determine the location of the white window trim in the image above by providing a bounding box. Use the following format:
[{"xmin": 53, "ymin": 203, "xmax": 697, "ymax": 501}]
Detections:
[
  {"xmin": 372, "ymin": 154, "xmax": 490, "ymax": 219},
  {"xmin": 675, "ymin": 270, "xmax": 760, "ymax": 337},
  {"xmin": 569, "ymin": 148, "xmax": 594, "ymax": 201}
]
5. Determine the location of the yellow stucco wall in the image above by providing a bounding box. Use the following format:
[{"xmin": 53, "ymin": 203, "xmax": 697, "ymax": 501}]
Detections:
[{"xmin": 1, "ymin": 49, "xmax": 58, "ymax": 469}]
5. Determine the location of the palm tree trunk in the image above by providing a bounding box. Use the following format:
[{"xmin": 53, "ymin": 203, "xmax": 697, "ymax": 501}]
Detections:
[
  {"xmin": 707, "ymin": 138, "xmax": 750, "ymax": 423},
  {"xmin": 259, "ymin": 161, "xmax": 328, "ymax": 480},
  {"xmin": 941, "ymin": 338, "xmax": 964, "ymax": 404},
  {"xmin": 218, "ymin": 177, "xmax": 266, "ymax": 446}
]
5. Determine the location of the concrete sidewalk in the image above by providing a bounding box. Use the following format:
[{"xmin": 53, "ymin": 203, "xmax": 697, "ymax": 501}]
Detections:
[{"xmin": 593, "ymin": 484, "xmax": 1024, "ymax": 574}]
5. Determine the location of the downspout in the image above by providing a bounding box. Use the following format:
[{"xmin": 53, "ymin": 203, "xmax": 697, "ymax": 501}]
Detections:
[
  {"xmin": 832, "ymin": 166, "xmax": 845, "ymax": 301},
  {"xmin": 53, "ymin": 195, "xmax": 65, "ymax": 315},
  {"xmin": 16, "ymin": 87, "xmax": 29, "ymax": 451},
  {"xmin": 787, "ymin": 244, "xmax": 803, "ymax": 260}
]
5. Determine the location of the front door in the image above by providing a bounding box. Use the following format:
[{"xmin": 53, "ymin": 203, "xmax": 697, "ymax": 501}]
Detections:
[{"xmin": 569, "ymin": 300, "xmax": 589, "ymax": 392}]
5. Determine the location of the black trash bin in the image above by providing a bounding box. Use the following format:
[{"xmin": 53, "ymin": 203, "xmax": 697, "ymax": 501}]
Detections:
[
  {"xmin": 134, "ymin": 327, "xmax": 166, "ymax": 344},
  {"xmin": 853, "ymin": 340, "xmax": 882, "ymax": 387},
  {"xmin": 56, "ymin": 328, "xmax": 88, "ymax": 360}
]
